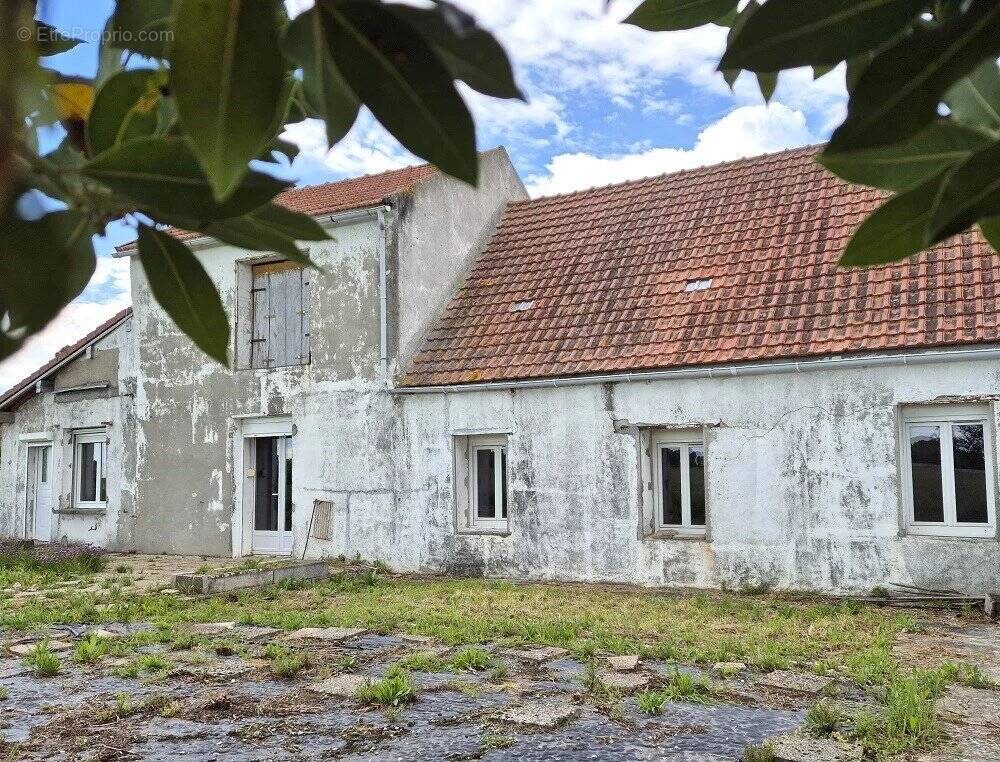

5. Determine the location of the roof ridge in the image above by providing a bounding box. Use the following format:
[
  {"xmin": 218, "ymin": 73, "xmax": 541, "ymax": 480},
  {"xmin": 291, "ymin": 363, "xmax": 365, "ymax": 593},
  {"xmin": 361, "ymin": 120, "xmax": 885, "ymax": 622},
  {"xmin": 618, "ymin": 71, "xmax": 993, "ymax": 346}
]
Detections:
[
  {"xmin": 519, "ymin": 143, "xmax": 824, "ymax": 206},
  {"xmin": 277, "ymin": 160, "xmax": 437, "ymax": 197}
]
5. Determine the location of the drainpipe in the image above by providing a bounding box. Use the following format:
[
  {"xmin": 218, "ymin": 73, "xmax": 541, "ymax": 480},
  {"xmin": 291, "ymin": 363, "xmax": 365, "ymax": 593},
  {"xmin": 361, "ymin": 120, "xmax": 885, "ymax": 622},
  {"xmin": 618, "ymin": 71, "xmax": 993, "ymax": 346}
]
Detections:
[{"xmin": 377, "ymin": 206, "xmax": 389, "ymax": 381}]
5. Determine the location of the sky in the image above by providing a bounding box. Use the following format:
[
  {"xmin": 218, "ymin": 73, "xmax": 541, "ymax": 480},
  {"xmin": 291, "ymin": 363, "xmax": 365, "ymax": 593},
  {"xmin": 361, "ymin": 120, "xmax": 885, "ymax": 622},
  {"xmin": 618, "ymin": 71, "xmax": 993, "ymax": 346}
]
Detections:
[{"xmin": 0, "ymin": 0, "xmax": 848, "ymax": 393}]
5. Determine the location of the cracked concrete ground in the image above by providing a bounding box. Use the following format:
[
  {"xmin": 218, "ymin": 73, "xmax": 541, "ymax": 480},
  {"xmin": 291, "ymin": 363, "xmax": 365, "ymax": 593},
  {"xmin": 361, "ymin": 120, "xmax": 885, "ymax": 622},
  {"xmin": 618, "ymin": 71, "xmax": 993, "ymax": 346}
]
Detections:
[{"xmin": 2, "ymin": 555, "xmax": 1000, "ymax": 760}]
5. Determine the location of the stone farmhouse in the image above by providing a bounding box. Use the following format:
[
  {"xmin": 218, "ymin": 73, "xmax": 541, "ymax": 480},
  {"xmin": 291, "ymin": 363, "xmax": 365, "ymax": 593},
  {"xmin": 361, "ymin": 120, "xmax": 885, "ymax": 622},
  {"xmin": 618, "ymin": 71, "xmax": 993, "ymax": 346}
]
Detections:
[{"xmin": 2, "ymin": 146, "xmax": 999, "ymax": 594}]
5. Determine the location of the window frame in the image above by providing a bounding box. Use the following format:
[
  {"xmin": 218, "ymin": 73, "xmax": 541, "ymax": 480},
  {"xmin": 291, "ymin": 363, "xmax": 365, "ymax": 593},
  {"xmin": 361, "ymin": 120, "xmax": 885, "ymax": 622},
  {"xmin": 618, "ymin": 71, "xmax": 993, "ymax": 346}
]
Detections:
[
  {"xmin": 900, "ymin": 405, "xmax": 997, "ymax": 538},
  {"xmin": 650, "ymin": 430, "xmax": 707, "ymax": 538},
  {"xmin": 73, "ymin": 429, "xmax": 108, "ymax": 511},
  {"xmin": 454, "ymin": 433, "xmax": 511, "ymax": 535}
]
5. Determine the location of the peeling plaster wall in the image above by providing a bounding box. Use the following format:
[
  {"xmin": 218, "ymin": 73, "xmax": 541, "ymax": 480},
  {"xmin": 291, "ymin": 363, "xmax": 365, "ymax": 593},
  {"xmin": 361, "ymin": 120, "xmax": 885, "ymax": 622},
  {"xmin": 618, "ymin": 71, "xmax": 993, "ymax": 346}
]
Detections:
[
  {"xmin": 296, "ymin": 357, "xmax": 1000, "ymax": 595},
  {"xmin": 127, "ymin": 150, "xmax": 527, "ymax": 557},
  {"xmin": 0, "ymin": 320, "xmax": 137, "ymax": 548}
]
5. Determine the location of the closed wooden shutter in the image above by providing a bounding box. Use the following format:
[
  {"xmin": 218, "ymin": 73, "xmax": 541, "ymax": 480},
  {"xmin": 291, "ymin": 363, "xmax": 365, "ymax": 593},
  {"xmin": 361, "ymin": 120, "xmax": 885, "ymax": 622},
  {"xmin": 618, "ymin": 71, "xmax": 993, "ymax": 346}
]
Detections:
[{"xmin": 250, "ymin": 261, "xmax": 310, "ymax": 368}]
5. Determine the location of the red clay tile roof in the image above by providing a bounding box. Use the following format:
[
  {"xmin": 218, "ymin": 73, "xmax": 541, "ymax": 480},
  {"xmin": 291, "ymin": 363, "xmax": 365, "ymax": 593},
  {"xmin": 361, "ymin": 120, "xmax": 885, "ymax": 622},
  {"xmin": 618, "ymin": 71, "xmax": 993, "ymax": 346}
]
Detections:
[
  {"xmin": 400, "ymin": 146, "xmax": 1000, "ymax": 387},
  {"xmin": 0, "ymin": 307, "xmax": 132, "ymax": 410},
  {"xmin": 116, "ymin": 162, "xmax": 441, "ymax": 249}
]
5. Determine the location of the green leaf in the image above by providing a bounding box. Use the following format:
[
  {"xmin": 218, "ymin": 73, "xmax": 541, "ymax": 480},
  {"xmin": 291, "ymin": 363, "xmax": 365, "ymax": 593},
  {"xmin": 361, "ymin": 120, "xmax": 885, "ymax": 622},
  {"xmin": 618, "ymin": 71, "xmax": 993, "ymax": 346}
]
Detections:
[
  {"xmin": 813, "ymin": 64, "xmax": 836, "ymax": 80},
  {"xmin": 927, "ymin": 140, "xmax": 1000, "ymax": 243},
  {"xmin": 110, "ymin": 0, "xmax": 174, "ymax": 58},
  {"xmin": 719, "ymin": 1, "xmax": 758, "ymax": 90},
  {"xmin": 96, "ymin": 18, "xmax": 124, "ymax": 88},
  {"xmin": 757, "ymin": 72, "xmax": 777, "ymax": 102},
  {"xmin": 251, "ymin": 203, "xmax": 330, "ymax": 242},
  {"xmin": 202, "ymin": 216, "xmax": 314, "ymax": 267},
  {"xmin": 137, "ymin": 224, "xmax": 229, "ymax": 365},
  {"xmin": 260, "ymin": 138, "xmax": 300, "ymax": 165},
  {"xmin": 944, "ymin": 59, "xmax": 1000, "ymax": 134},
  {"xmin": 386, "ymin": 2, "xmax": 524, "ymax": 99},
  {"xmin": 624, "ymin": 0, "xmax": 737, "ymax": 31},
  {"xmin": 280, "ymin": 8, "xmax": 360, "ymax": 147},
  {"xmin": 829, "ymin": 1, "xmax": 1000, "ymax": 153},
  {"xmin": 319, "ymin": 0, "xmax": 477, "ymax": 185},
  {"xmin": 844, "ymin": 53, "xmax": 873, "ymax": 93},
  {"xmin": 82, "ymin": 136, "xmax": 290, "ymax": 224},
  {"xmin": 720, "ymin": 0, "xmax": 925, "ymax": 72},
  {"xmin": 35, "ymin": 20, "xmax": 81, "ymax": 56},
  {"xmin": 86, "ymin": 69, "xmax": 167, "ymax": 156},
  {"xmin": 980, "ymin": 217, "xmax": 1000, "ymax": 251},
  {"xmin": 172, "ymin": 0, "xmax": 288, "ymax": 200},
  {"xmin": 839, "ymin": 174, "xmax": 945, "ymax": 266},
  {"xmin": 818, "ymin": 120, "xmax": 993, "ymax": 192},
  {"xmin": 0, "ymin": 198, "xmax": 96, "ymax": 359}
]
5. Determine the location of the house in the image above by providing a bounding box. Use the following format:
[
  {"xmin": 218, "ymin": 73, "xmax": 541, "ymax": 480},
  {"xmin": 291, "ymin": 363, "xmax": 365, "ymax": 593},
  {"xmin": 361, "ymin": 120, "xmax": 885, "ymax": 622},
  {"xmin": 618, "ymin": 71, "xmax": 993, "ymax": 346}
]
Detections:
[{"xmin": 2, "ymin": 145, "xmax": 1000, "ymax": 594}]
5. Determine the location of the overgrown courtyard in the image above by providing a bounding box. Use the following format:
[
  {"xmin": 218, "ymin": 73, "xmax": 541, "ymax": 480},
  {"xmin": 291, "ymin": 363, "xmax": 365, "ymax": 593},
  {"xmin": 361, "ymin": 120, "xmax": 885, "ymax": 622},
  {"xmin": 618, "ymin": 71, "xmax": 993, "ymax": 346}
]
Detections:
[{"xmin": 1, "ymin": 545, "xmax": 999, "ymax": 760}]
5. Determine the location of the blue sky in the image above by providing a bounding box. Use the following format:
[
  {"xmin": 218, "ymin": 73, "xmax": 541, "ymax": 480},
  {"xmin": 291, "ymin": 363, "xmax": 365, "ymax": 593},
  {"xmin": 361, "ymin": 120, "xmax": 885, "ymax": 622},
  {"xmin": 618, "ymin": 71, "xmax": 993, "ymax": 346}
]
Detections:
[{"xmin": 0, "ymin": 0, "xmax": 847, "ymax": 391}]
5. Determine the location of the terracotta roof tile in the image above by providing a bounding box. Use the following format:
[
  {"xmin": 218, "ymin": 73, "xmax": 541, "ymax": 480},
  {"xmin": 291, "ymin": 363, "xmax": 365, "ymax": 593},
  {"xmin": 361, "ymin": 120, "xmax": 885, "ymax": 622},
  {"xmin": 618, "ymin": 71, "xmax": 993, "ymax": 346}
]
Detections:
[
  {"xmin": 118, "ymin": 161, "xmax": 440, "ymax": 248},
  {"xmin": 400, "ymin": 146, "xmax": 1000, "ymax": 387},
  {"xmin": 0, "ymin": 307, "xmax": 133, "ymax": 410}
]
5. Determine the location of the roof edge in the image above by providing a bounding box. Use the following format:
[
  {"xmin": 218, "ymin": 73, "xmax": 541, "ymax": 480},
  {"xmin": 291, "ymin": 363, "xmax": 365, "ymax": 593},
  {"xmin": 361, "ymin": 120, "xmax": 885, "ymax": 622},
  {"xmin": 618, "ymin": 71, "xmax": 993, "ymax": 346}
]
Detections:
[{"xmin": 0, "ymin": 307, "xmax": 133, "ymax": 412}]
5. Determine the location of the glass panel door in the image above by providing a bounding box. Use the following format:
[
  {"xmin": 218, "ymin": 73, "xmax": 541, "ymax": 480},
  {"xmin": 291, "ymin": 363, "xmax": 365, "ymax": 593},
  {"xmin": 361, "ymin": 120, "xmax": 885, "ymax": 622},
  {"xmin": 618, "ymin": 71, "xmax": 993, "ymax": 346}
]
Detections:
[{"xmin": 251, "ymin": 436, "xmax": 293, "ymax": 554}]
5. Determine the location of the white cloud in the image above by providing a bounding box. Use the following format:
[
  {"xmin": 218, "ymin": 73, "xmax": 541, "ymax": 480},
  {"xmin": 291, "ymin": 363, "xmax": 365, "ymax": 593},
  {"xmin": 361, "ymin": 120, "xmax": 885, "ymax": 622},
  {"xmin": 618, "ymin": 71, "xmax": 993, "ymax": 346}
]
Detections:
[
  {"xmin": 526, "ymin": 102, "xmax": 817, "ymax": 197},
  {"xmin": 0, "ymin": 255, "xmax": 131, "ymax": 394}
]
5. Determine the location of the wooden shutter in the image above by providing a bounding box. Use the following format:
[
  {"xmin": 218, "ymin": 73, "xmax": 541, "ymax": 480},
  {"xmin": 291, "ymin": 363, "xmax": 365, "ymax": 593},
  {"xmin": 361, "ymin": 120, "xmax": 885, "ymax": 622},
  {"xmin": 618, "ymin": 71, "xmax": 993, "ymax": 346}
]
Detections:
[{"xmin": 250, "ymin": 261, "xmax": 310, "ymax": 368}]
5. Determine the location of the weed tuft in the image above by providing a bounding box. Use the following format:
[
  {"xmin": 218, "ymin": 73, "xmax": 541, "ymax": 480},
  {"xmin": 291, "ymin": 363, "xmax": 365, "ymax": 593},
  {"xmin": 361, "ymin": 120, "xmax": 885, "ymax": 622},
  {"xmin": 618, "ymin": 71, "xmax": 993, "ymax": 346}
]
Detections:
[
  {"xmin": 22, "ymin": 640, "xmax": 61, "ymax": 676},
  {"xmin": 357, "ymin": 665, "xmax": 416, "ymax": 707},
  {"xmin": 270, "ymin": 652, "xmax": 309, "ymax": 678},
  {"xmin": 397, "ymin": 652, "xmax": 447, "ymax": 672},
  {"xmin": 742, "ymin": 742, "xmax": 775, "ymax": 762},
  {"xmin": 449, "ymin": 647, "xmax": 493, "ymax": 672},
  {"xmin": 805, "ymin": 699, "xmax": 845, "ymax": 737},
  {"xmin": 74, "ymin": 634, "xmax": 109, "ymax": 664}
]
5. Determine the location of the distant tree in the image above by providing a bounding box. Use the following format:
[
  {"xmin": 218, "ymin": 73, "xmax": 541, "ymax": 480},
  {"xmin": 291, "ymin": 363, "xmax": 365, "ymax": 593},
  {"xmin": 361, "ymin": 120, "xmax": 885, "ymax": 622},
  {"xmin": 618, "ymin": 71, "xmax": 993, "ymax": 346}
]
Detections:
[
  {"xmin": 625, "ymin": 0, "xmax": 1000, "ymax": 267},
  {"xmin": 0, "ymin": 0, "xmax": 522, "ymax": 365}
]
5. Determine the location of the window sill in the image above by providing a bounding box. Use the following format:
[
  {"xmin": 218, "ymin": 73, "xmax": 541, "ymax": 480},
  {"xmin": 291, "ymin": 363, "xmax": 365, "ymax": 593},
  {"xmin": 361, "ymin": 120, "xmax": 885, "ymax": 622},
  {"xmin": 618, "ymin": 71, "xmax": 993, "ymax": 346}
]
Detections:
[
  {"xmin": 55, "ymin": 507, "xmax": 107, "ymax": 516},
  {"xmin": 645, "ymin": 529, "xmax": 708, "ymax": 542},
  {"xmin": 903, "ymin": 528, "xmax": 997, "ymax": 541},
  {"xmin": 457, "ymin": 527, "xmax": 511, "ymax": 538}
]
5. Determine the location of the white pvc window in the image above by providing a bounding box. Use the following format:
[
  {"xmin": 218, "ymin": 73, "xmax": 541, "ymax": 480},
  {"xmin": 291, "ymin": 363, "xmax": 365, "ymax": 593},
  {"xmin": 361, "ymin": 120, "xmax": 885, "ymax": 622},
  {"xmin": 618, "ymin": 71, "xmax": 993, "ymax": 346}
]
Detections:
[
  {"xmin": 653, "ymin": 433, "xmax": 706, "ymax": 536},
  {"xmin": 455, "ymin": 434, "xmax": 510, "ymax": 532},
  {"xmin": 901, "ymin": 406, "xmax": 996, "ymax": 538},
  {"xmin": 74, "ymin": 429, "xmax": 108, "ymax": 509},
  {"xmin": 471, "ymin": 437, "xmax": 508, "ymax": 530}
]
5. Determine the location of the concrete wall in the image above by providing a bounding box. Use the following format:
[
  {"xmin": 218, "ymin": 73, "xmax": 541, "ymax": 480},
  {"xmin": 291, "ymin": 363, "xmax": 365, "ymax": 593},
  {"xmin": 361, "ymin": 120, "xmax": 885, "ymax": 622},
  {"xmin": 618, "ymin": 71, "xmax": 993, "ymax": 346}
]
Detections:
[
  {"xmin": 391, "ymin": 147, "xmax": 528, "ymax": 371},
  {"xmin": 0, "ymin": 319, "xmax": 138, "ymax": 548},
  {"xmin": 296, "ymin": 355, "xmax": 1000, "ymax": 594},
  {"xmin": 128, "ymin": 151, "xmax": 526, "ymax": 556}
]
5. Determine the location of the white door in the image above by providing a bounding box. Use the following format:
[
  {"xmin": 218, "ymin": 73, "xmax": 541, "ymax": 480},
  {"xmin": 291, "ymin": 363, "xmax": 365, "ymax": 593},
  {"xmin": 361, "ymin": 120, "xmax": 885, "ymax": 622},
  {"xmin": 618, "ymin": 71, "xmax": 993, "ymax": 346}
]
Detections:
[
  {"xmin": 250, "ymin": 435, "xmax": 293, "ymax": 554},
  {"xmin": 29, "ymin": 445, "xmax": 53, "ymax": 541}
]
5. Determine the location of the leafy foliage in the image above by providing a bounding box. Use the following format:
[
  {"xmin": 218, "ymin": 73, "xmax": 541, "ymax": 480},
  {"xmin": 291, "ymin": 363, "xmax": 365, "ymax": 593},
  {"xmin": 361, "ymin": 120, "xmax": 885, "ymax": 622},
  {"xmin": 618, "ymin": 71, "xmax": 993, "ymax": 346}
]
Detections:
[
  {"xmin": 625, "ymin": 0, "xmax": 1000, "ymax": 266},
  {"xmin": 1, "ymin": 0, "xmax": 521, "ymax": 365}
]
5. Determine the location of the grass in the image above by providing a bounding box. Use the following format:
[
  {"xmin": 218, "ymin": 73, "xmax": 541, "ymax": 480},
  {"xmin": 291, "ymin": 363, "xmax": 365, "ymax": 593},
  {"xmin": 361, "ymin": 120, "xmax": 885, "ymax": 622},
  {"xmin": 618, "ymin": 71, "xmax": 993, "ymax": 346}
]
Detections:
[
  {"xmin": 114, "ymin": 653, "xmax": 172, "ymax": 679},
  {"xmin": 73, "ymin": 634, "xmax": 110, "ymax": 664},
  {"xmin": 636, "ymin": 669, "xmax": 714, "ymax": 713},
  {"xmin": 270, "ymin": 652, "xmax": 309, "ymax": 678},
  {"xmin": 742, "ymin": 743, "xmax": 775, "ymax": 762},
  {"xmin": 0, "ymin": 568, "xmax": 966, "ymax": 758},
  {"xmin": 0, "ymin": 686, "xmax": 9, "ymax": 701},
  {"xmin": 0, "ymin": 543, "xmax": 105, "ymax": 589},
  {"xmin": 356, "ymin": 665, "xmax": 416, "ymax": 707},
  {"xmin": 449, "ymin": 647, "xmax": 493, "ymax": 672},
  {"xmin": 397, "ymin": 652, "xmax": 447, "ymax": 672},
  {"xmin": 805, "ymin": 699, "xmax": 845, "ymax": 736},
  {"xmin": 21, "ymin": 640, "xmax": 61, "ymax": 676}
]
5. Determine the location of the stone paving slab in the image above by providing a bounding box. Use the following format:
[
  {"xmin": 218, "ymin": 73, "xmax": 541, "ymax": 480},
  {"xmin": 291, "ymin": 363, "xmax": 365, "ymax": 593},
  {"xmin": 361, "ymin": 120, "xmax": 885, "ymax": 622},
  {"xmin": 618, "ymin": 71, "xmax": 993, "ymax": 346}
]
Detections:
[
  {"xmin": 605, "ymin": 654, "xmax": 640, "ymax": 671},
  {"xmin": 307, "ymin": 673, "xmax": 368, "ymax": 697},
  {"xmin": 185, "ymin": 622, "xmax": 238, "ymax": 636},
  {"xmin": 770, "ymin": 732, "xmax": 863, "ymax": 761},
  {"xmin": 597, "ymin": 670, "xmax": 650, "ymax": 692},
  {"xmin": 507, "ymin": 646, "xmax": 569, "ymax": 664},
  {"xmin": 287, "ymin": 626, "xmax": 368, "ymax": 642},
  {"xmin": 502, "ymin": 701, "xmax": 580, "ymax": 729},
  {"xmin": 8, "ymin": 639, "xmax": 73, "ymax": 656},
  {"xmin": 755, "ymin": 670, "xmax": 836, "ymax": 697}
]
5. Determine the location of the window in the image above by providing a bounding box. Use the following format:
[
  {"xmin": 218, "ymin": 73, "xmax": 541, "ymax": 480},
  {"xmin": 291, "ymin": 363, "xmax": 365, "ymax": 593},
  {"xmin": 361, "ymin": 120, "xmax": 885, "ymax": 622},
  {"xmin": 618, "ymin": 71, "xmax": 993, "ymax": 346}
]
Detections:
[
  {"xmin": 74, "ymin": 430, "xmax": 107, "ymax": 509},
  {"xmin": 651, "ymin": 431, "xmax": 706, "ymax": 536},
  {"xmin": 901, "ymin": 406, "xmax": 996, "ymax": 537},
  {"xmin": 247, "ymin": 260, "xmax": 311, "ymax": 369},
  {"xmin": 455, "ymin": 434, "xmax": 510, "ymax": 533}
]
